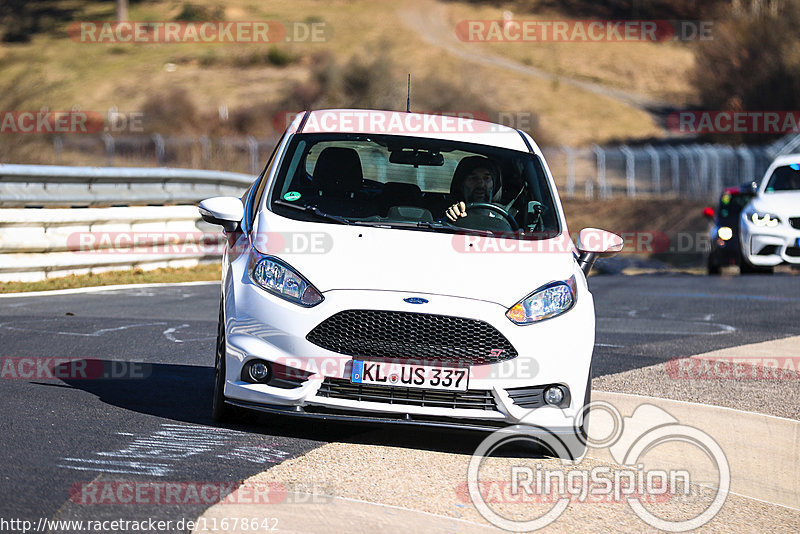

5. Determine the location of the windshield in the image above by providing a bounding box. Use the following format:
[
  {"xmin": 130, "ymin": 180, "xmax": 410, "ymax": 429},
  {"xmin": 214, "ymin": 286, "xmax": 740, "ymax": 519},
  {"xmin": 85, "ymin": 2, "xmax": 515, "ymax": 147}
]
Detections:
[
  {"xmin": 765, "ymin": 164, "xmax": 800, "ymax": 192},
  {"xmin": 267, "ymin": 133, "xmax": 561, "ymax": 239}
]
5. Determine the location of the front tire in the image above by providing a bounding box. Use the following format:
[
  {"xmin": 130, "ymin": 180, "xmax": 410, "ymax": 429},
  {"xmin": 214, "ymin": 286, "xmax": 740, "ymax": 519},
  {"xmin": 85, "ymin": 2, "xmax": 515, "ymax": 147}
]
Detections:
[
  {"xmin": 212, "ymin": 299, "xmax": 238, "ymax": 423},
  {"xmin": 563, "ymin": 367, "xmax": 593, "ymax": 460},
  {"xmin": 707, "ymin": 254, "xmax": 721, "ymax": 275},
  {"xmin": 578, "ymin": 367, "xmax": 592, "ymax": 441}
]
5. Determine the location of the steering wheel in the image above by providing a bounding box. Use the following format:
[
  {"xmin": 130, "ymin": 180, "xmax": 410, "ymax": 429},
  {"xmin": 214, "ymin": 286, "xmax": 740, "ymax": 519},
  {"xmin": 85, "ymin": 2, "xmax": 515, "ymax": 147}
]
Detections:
[{"xmin": 463, "ymin": 202, "xmax": 519, "ymax": 231}]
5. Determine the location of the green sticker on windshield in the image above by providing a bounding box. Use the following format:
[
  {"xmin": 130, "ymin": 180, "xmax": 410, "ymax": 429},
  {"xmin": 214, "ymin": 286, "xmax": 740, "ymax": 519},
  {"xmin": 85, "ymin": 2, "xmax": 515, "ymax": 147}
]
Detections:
[{"xmin": 283, "ymin": 191, "xmax": 301, "ymax": 202}]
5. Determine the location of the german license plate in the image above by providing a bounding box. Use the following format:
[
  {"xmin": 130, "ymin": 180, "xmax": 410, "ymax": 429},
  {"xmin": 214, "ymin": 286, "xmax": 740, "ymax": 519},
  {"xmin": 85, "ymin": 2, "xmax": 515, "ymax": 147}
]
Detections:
[{"xmin": 351, "ymin": 360, "xmax": 468, "ymax": 391}]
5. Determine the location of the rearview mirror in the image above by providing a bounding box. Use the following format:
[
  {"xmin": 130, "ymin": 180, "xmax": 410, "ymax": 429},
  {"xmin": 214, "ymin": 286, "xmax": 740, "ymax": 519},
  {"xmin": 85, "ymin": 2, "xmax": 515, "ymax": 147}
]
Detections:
[
  {"xmin": 389, "ymin": 148, "xmax": 444, "ymax": 166},
  {"xmin": 575, "ymin": 228, "xmax": 624, "ymax": 275},
  {"xmin": 198, "ymin": 196, "xmax": 244, "ymax": 232}
]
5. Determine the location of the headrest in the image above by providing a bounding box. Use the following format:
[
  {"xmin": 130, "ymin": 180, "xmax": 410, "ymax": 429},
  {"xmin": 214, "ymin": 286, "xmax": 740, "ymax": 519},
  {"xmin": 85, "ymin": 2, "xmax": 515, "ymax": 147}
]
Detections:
[{"xmin": 313, "ymin": 147, "xmax": 364, "ymax": 195}]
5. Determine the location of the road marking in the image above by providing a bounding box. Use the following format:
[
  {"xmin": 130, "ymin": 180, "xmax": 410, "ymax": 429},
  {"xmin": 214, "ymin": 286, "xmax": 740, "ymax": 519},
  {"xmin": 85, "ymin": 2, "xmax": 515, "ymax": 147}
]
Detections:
[
  {"xmin": 640, "ymin": 290, "xmax": 800, "ymax": 303},
  {"xmin": 597, "ymin": 317, "xmax": 736, "ymax": 336},
  {"xmin": 217, "ymin": 446, "xmax": 292, "ymax": 464},
  {"xmin": 163, "ymin": 324, "xmax": 215, "ymax": 343},
  {"xmin": 163, "ymin": 324, "xmax": 191, "ymax": 343},
  {"xmin": 0, "ymin": 320, "xmax": 167, "ymax": 337},
  {"xmin": 0, "ymin": 280, "xmax": 218, "ymax": 299},
  {"xmin": 57, "ymin": 458, "xmax": 172, "ymax": 477},
  {"xmin": 59, "ymin": 424, "xmax": 291, "ymax": 476}
]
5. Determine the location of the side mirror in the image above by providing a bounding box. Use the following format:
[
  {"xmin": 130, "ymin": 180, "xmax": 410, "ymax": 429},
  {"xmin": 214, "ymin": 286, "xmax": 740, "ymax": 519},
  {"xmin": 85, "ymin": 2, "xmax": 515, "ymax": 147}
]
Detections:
[
  {"xmin": 702, "ymin": 206, "xmax": 715, "ymax": 219},
  {"xmin": 575, "ymin": 228, "xmax": 624, "ymax": 275},
  {"xmin": 740, "ymin": 181, "xmax": 759, "ymax": 196},
  {"xmin": 198, "ymin": 197, "xmax": 244, "ymax": 232}
]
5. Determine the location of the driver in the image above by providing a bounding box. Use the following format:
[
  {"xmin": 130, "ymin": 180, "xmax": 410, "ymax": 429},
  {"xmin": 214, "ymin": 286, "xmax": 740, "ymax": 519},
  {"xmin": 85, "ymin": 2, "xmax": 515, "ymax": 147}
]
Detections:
[{"xmin": 445, "ymin": 156, "xmax": 500, "ymax": 222}]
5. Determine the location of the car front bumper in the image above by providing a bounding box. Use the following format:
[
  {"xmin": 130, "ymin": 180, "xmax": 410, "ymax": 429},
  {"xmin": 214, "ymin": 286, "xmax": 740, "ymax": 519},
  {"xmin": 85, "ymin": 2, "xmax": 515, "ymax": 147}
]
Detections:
[
  {"xmin": 740, "ymin": 218, "xmax": 800, "ymax": 266},
  {"xmin": 221, "ymin": 263, "xmax": 595, "ymax": 432}
]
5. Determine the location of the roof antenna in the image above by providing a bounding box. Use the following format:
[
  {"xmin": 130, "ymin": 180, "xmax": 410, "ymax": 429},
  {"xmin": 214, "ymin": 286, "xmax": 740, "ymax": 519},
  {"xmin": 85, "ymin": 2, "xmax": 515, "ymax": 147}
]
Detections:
[{"xmin": 406, "ymin": 74, "xmax": 411, "ymax": 113}]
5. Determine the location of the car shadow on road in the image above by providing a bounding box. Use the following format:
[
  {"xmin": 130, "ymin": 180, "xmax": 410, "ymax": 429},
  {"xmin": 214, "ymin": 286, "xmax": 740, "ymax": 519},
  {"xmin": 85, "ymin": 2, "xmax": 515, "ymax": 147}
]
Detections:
[{"xmin": 59, "ymin": 360, "xmax": 558, "ymax": 459}]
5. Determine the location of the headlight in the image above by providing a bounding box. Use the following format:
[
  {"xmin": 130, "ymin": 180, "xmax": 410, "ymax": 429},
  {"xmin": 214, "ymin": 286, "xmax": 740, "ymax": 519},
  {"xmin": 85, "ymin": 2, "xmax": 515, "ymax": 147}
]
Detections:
[
  {"xmin": 250, "ymin": 254, "xmax": 323, "ymax": 307},
  {"xmin": 717, "ymin": 226, "xmax": 733, "ymax": 241},
  {"xmin": 748, "ymin": 210, "xmax": 780, "ymax": 227},
  {"xmin": 506, "ymin": 275, "xmax": 577, "ymax": 325}
]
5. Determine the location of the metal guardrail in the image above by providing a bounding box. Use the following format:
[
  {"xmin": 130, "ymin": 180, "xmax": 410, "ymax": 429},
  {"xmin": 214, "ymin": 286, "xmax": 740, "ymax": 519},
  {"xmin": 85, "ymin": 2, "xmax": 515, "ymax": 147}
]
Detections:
[
  {"xmin": 0, "ymin": 205, "xmax": 223, "ymax": 282},
  {"xmin": 0, "ymin": 165, "xmax": 252, "ymax": 280},
  {"xmin": 0, "ymin": 164, "xmax": 255, "ymax": 208}
]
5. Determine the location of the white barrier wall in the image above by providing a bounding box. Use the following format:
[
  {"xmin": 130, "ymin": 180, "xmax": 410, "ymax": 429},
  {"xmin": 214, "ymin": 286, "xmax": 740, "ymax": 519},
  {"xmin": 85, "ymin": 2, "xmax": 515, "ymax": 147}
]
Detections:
[{"xmin": 0, "ymin": 206, "xmax": 224, "ymax": 282}]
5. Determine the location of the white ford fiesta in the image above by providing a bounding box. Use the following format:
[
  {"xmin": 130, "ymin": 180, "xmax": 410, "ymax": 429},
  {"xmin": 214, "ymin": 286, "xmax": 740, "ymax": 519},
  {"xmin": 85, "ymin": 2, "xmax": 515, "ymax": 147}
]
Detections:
[
  {"xmin": 199, "ymin": 109, "xmax": 622, "ymax": 457},
  {"xmin": 739, "ymin": 153, "xmax": 800, "ymax": 273}
]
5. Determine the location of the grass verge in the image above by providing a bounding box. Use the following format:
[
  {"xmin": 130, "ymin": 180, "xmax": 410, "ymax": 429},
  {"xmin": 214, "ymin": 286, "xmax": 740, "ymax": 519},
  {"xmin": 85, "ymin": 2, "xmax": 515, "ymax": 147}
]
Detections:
[{"xmin": 0, "ymin": 263, "xmax": 221, "ymax": 294}]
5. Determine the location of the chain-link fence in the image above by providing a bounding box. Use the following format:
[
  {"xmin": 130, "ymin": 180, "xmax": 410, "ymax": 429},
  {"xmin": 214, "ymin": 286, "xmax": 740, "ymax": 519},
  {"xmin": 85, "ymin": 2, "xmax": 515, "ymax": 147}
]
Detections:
[{"xmin": 542, "ymin": 143, "xmax": 777, "ymax": 200}]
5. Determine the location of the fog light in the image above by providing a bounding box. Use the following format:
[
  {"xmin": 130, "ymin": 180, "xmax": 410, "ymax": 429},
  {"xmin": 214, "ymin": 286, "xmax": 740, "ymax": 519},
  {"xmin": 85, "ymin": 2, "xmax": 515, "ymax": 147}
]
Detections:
[
  {"xmin": 243, "ymin": 360, "xmax": 271, "ymax": 383},
  {"xmin": 544, "ymin": 386, "xmax": 565, "ymax": 406}
]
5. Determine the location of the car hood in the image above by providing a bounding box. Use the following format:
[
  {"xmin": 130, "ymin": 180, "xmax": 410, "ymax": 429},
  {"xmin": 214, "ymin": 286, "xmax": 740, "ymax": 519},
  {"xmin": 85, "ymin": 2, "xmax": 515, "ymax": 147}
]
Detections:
[
  {"xmin": 254, "ymin": 212, "xmax": 578, "ymax": 308},
  {"xmin": 752, "ymin": 192, "xmax": 800, "ymax": 216}
]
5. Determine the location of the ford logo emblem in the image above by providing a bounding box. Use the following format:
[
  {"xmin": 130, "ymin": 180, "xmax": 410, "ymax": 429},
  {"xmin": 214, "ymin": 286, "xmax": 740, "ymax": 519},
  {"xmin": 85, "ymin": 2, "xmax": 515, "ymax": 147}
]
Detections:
[{"xmin": 403, "ymin": 297, "xmax": 429, "ymax": 304}]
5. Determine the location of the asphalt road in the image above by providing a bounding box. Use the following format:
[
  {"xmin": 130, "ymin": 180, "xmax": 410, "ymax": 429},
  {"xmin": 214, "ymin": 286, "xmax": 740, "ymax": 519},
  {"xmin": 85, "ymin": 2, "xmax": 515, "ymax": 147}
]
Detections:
[{"xmin": 0, "ymin": 273, "xmax": 798, "ymax": 531}]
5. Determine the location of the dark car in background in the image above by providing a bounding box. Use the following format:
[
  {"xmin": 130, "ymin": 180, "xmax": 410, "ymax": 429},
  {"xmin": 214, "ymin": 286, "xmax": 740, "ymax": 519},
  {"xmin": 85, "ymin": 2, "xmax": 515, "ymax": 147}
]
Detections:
[{"xmin": 703, "ymin": 184, "xmax": 757, "ymax": 274}]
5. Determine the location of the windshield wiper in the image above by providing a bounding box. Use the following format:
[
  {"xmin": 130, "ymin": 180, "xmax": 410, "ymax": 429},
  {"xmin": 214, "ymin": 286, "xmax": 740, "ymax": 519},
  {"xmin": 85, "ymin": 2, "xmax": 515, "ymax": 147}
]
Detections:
[
  {"xmin": 273, "ymin": 200, "xmax": 351, "ymax": 225},
  {"xmin": 353, "ymin": 220, "xmax": 497, "ymax": 236}
]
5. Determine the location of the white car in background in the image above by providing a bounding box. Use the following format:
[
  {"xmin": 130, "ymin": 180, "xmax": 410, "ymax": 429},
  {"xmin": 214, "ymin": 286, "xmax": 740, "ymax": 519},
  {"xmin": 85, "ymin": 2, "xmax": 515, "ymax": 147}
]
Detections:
[
  {"xmin": 199, "ymin": 109, "xmax": 622, "ymax": 458},
  {"xmin": 739, "ymin": 154, "xmax": 800, "ymax": 273}
]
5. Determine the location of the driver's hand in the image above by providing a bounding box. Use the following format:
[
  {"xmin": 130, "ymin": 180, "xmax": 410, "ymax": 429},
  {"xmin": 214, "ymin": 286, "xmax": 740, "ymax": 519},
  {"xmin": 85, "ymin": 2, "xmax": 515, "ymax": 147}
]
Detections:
[{"xmin": 445, "ymin": 201, "xmax": 467, "ymax": 222}]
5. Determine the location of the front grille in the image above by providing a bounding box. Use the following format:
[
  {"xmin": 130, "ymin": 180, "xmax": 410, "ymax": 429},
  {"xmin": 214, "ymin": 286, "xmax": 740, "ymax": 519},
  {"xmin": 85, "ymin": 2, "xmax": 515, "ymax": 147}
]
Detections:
[
  {"xmin": 306, "ymin": 309, "xmax": 518, "ymax": 365},
  {"xmin": 789, "ymin": 217, "xmax": 800, "ymax": 230},
  {"xmin": 317, "ymin": 378, "xmax": 498, "ymax": 411},
  {"xmin": 757, "ymin": 245, "xmax": 780, "ymax": 256}
]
